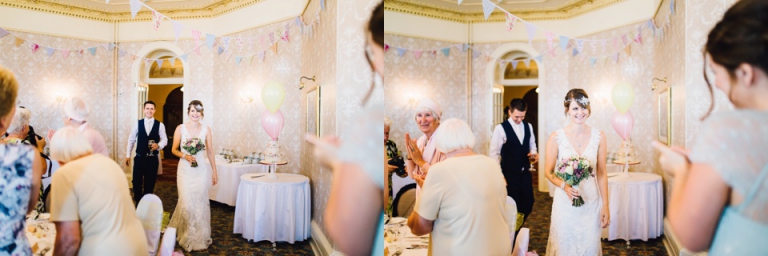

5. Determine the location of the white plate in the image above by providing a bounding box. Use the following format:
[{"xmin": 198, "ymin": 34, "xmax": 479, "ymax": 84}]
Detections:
[{"xmin": 389, "ymin": 217, "xmax": 406, "ymax": 224}]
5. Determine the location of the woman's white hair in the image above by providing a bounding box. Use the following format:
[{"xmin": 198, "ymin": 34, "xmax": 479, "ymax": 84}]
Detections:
[
  {"xmin": 50, "ymin": 126, "xmax": 93, "ymax": 163},
  {"xmin": 433, "ymin": 118, "xmax": 475, "ymax": 154},
  {"xmin": 8, "ymin": 107, "xmax": 30, "ymax": 134},
  {"xmin": 384, "ymin": 116, "xmax": 392, "ymax": 127},
  {"xmin": 413, "ymin": 107, "xmax": 440, "ymax": 122}
]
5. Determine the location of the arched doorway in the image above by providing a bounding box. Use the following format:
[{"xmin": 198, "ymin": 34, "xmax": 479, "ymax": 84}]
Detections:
[{"xmin": 486, "ymin": 43, "xmax": 548, "ymax": 192}]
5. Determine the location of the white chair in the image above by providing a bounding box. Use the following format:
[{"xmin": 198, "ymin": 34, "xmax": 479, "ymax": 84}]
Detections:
[
  {"xmin": 512, "ymin": 228, "xmax": 530, "ymax": 256},
  {"xmin": 158, "ymin": 227, "xmax": 177, "ymax": 256},
  {"xmin": 136, "ymin": 194, "xmax": 163, "ymax": 256},
  {"xmin": 505, "ymin": 196, "xmax": 518, "ymax": 234}
]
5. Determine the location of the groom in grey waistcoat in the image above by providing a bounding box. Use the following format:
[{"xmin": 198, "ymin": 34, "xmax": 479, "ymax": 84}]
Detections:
[{"xmin": 125, "ymin": 100, "xmax": 168, "ymax": 204}]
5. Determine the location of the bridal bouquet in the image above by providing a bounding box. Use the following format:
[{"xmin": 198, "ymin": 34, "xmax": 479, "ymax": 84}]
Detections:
[
  {"xmin": 182, "ymin": 137, "xmax": 205, "ymax": 167},
  {"xmin": 555, "ymin": 156, "xmax": 594, "ymax": 207}
]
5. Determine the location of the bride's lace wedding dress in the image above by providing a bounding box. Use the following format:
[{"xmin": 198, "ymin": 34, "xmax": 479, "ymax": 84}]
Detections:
[
  {"xmin": 546, "ymin": 128, "xmax": 603, "ymax": 256},
  {"xmin": 168, "ymin": 124, "xmax": 212, "ymax": 251}
]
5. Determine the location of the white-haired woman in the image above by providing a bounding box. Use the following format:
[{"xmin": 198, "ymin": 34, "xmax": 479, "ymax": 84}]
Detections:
[
  {"xmin": 407, "ymin": 118, "xmax": 511, "ymax": 255},
  {"xmin": 48, "ymin": 127, "xmax": 148, "ymax": 255},
  {"xmin": 61, "ymin": 97, "xmax": 108, "ymax": 156},
  {"xmin": 0, "ymin": 66, "xmax": 43, "ymax": 256},
  {"xmin": 405, "ymin": 98, "xmax": 447, "ymax": 189}
]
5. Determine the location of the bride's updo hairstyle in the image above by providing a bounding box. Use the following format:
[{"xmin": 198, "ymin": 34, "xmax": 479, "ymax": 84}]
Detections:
[
  {"xmin": 187, "ymin": 100, "xmax": 204, "ymax": 117},
  {"xmin": 563, "ymin": 88, "xmax": 591, "ymax": 116}
]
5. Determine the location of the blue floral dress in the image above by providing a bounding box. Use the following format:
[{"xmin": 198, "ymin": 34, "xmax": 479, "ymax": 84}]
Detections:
[{"xmin": 0, "ymin": 143, "xmax": 36, "ymax": 255}]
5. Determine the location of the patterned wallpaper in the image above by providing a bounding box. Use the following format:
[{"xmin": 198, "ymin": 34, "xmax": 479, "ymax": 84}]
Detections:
[
  {"xmin": 300, "ymin": 0, "xmax": 337, "ymax": 234},
  {"xmin": 0, "ymin": 31, "xmax": 115, "ymax": 157},
  {"xmin": 383, "ymin": 35, "xmax": 469, "ymax": 154}
]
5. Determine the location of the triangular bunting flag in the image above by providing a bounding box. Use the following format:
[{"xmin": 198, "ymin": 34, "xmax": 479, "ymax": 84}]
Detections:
[
  {"xmin": 511, "ymin": 60, "xmax": 519, "ymax": 70},
  {"xmin": 180, "ymin": 54, "xmax": 188, "ymax": 62},
  {"xmin": 505, "ymin": 13, "xmax": 517, "ymax": 32},
  {"xmin": 269, "ymin": 33, "xmax": 275, "ymax": 44},
  {"xmin": 525, "ymin": 23, "xmax": 536, "ymax": 44},
  {"xmin": 454, "ymin": 44, "xmax": 463, "ymax": 52},
  {"xmin": 545, "ymin": 32, "xmax": 555, "ymax": 49},
  {"xmin": 590, "ymin": 58, "xmax": 597, "ymax": 67},
  {"xmin": 119, "ymin": 49, "xmax": 127, "ymax": 57},
  {"xmin": 130, "ymin": 0, "xmax": 142, "ymax": 19},
  {"xmin": 222, "ymin": 37, "xmax": 231, "ymax": 50},
  {"xmin": 151, "ymin": 11, "xmax": 163, "ymax": 30},
  {"xmin": 169, "ymin": 57, "xmax": 176, "ymax": 65},
  {"xmin": 635, "ymin": 27, "xmax": 643, "ymax": 44},
  {"xmin": 441, "ymin": 48, "xmax": 450, "ymax": 56},
  {"xmin": 670, "ymin": 0, "xmax": 675, "ymax": 14},
  {"xmin": 498, "ymin": 60, "xmax": 508, "ymax": 70},
  {"xmin": 413, "ymin": 50, "xmax": 423, "ymax": 59},
  {"xmin": 61, "ymin": 50, "xmax": 70, "ymax": 58},
  {"xmin": 397, "ymin": 48, "xmax": 407, "ymax": 57},
  {"xmin": 31, "ymin": 44, "xmax": 40, "ymax": 53},
  {"xmin": 282, "ymin": 30, "xmax": 290, "ymax": 42},
  {"xmin": 235, "ymin": 57, "xmax": 242, "ymax": 65},
  {"xmin": 156, "ymin": 59, "xmax": 164, "ymax": 67},
  {"xmin": 14, "ymin": 37, "xmax": 24, "ymax": 47},
  {"xmin": 0, "ymin": 28, "xmax": 8, "ymax": 38},
  {"xmin": 384, "ymin": 44, "xmax": 390, "ymax": 53},
  {"xmin": 572, "ymin": 48, "xmax": 579, "ymax": 57},
  {"xmin": 270, "ymin": 43, "xmax": 278, "ymax": 54},
  {"xmin": 321, "ymin": 0, "xmax": 325, "ymax": 10},
  {"xmin": 472, "ymin": 50, "xmax": 482, "ymax": 59},
  {"xmin": 462, "ymin": 44, "xmax": 469, "ymax": 52},
  {"xmin": 192, "ymin": 29, "xmax": 201, "ymax": 45},
  {"xmin": 88, "ymin": 47, "xmax": 97, "ymax": 55},
  {"xmin": 624, "ymin": 45, "xmax": 632, "ymax": 56},
  {"xmin": 481, "ymin": 0, "xmax": 495, "ymax": 20},
  {"xmin": 576, "ymin": 39, "xmax": 584, "ymax": 52},
  {"xmin": 559, "ymin": 36, "xmax": 570, "ymax": 51},
  {"xmin": 258, "ymin": 51, "xmax": 265, "ymax": 62},
  {"xmin": 534, "ymin": 55, "xmax": 543, "ymax": 64},
  {"xmin": 108, "ymin": 43, "xmax": 115, "ymax": 51},
  {"xmin": 217, "ymin": 46, "xmax": 225, "ymax": 55},
  {"xmin": 206, "ymin": 34, "xmax": 216, "ymax": 49},
  {"xmin": 172, "ymin": 21, "xmax": 183, "ymax": 42},
  {"xmin": 523, "ymin": 59, "xmax": 531, "ymax": 68},
  {"xmin": 45, "ymin": 47, "xmax": 55, "ymax": 57},
  {"xmin": 621, "ymin": 35, "xmax": 628, "ymax": 46}
]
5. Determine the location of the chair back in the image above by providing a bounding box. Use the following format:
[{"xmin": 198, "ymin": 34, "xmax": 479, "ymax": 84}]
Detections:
[
  {"xmin": 158, "ymin": 227, "xmax": 177, "ymax": 256},
  {"xmin": 393, "ymin": 183, "xmax": 417, "ymax": 217},
  {"xmin": 136, "ymin": 194, "xmax": 163, "ymax": 256},
  {"xmin": 505, "ymin": 196, "xmax": 518, "ymax": 233},
  {"xmin": 512, "ymin": 228, "xmax": 530, "ymax": 256}
]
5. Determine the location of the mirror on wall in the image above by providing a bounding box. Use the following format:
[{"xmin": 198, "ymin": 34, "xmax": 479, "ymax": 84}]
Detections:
[{"xmin": 306, "ymin": 86, "xmax": 320, "ymax": 136}]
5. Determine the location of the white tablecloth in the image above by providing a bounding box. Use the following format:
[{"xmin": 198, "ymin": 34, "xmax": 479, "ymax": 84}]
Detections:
[
  {"xmin": 208, "ymin": 162, "xmax": 267, "ymax": 206},
  {"xmin": 233, "ymin": 173, "xmax": 311, "ymax": 243},
  {"xmin": 601, "ymin": 172, "xmax": 664, "ymax": 241},
  {"xmin": 385, "ymin": 219, "xmax": 428, "ymax": 256},
  {"xmin": 25, "ymin": 219, "xmax": 55, "ymax": 256}
]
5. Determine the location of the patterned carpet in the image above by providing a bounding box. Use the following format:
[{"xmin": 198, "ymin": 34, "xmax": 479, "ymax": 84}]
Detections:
[
  {"xmin": 150, "ymin": 159, "xmax": 314, "ymax": 255},
  {"xmin": 525, "ymin": 171, "xmax": 667, "ymax": 255}
]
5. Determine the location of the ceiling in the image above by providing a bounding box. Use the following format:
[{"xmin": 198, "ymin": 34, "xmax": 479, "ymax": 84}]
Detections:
[
  {"xmin": 384, "ymin": 0, "xmax": 626, "ymax": 22},
  {"xmin": 47, "ymin": 0, "xmax": 225, "ymax": 13},
  {"xmin": 0, "ymin": 0, "xmax": 270, "ymax": 21}
]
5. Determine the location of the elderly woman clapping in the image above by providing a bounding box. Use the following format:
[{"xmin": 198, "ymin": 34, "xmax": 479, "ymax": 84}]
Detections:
[
  {"xmin": 49, "ymin": 127, "xmax": 148, "ymax": 255},
  {"xmin": 407, "ymin": 118, "xmax": 511, "ymax": 255},
  {"xmin": 405, "ymin": 98, "xmax": 447, "ymax": 188}
]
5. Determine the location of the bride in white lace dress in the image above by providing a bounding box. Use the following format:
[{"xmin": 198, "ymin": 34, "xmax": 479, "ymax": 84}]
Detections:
[
  {"xmin": 169, "ymin": 100, "xmax": 219, "ymax": 251},
  {"xmin": 544, "ymin": 89, "xmax": 610, "ymax": 255}
]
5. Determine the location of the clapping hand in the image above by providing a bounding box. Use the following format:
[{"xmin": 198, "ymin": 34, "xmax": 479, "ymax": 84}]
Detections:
[
  {"xmin": 305, "ymin": 134, "xmax": 341, "ymax": 168},
  {"xmin": 652, "ymin": 141, "xmax": 690, "ymax": 177},
  {"xmin": 404, "ymin": 133, "xmax": 425, "ymax": 166}
]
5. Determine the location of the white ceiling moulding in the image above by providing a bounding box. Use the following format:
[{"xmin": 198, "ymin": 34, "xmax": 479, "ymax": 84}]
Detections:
[
  {"xmin": 384, "ymin": 0, "xmax": 658, "ymax": 44},
  {"xmin": 0, "ymin": 6, "xmax": 114, "ymax": 42}
]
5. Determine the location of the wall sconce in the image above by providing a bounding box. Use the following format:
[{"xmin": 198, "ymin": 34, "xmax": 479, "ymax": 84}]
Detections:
[
  {"xmin": 299, "ymin": 76, "xmax": 316, "ymax": 90},
  {"xmin": 240, "ymin": 96, "xmax": 254, "ymax": 103},
  {"xmin": 56, "ymin": 95, "xmax": 67, "ymax": 103},
  {"xmin": 651, "ymin": 77, "xmax": 667, "ymax": 91},
  {"xmin": 407, "ymin": 93, "xmax": 421, "ymax": 104}
]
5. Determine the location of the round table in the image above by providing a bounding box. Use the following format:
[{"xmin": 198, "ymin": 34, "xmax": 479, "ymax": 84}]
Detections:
[
  {"xmin": 601, "ymin": 172, "xmax": 664, "ymax": 243},
  {"xmin": 233, "ymin": 173, "xmax": 311, "ymax": 246},
  {"xmin": 208, "ymin": 161, "xmax": 267, "ymax": 206}
]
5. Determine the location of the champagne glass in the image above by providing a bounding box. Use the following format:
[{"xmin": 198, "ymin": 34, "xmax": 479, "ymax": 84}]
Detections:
[
  {"xmin": 148, "ymin": 140, "xmax": 156, "ymax": 156},
  {"xmin": 529, "ymin": 153, "xmax": 537, "ymax": 172}
]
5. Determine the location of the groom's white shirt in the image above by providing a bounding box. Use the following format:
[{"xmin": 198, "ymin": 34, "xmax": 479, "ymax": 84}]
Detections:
[
  {"xmin": 489, "ymin": 118, "xmax": 537, "ymax": 161},
  {"xmin": 126, "ymin": 117, "xmax": 168, "ymax": 158}
]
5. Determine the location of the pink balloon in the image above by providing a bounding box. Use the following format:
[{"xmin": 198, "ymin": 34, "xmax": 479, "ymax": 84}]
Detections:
[
  {"xmin": 261, "ymin": 110, "xmax": 284, "ymax": 140},
  {"xmin": 611, "ymin": 110, "xmax": 634, "ymax": 140}
]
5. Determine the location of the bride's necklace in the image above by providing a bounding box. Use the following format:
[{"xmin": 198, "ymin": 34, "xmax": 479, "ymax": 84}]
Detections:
[{"xmin": 569, "ymin": 128, "xmax": 586, "ymax": 149}]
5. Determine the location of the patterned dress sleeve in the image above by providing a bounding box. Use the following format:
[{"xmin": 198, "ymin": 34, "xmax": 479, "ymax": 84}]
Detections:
[{"xmin": 338, "ymin": 103, "xmax": 385, "ymax": 189}]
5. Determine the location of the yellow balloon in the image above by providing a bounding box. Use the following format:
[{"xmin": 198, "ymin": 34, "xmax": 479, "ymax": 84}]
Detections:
[
  {"xmin": 611, "ymin": 82, "xmax": 635, "ymax": 114},
  {"xmin": 262, "ymin": 81, "xmax": 285, "ymax": 113}
]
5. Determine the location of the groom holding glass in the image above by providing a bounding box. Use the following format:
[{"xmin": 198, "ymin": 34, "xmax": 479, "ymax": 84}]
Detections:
[
  {"xmin": 490, "ymin": 98, "xmax": 539, "ymax": 243},
  {"xmin": 125, "ymin": 100, "xmax": 168, "ymax": 204}
]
